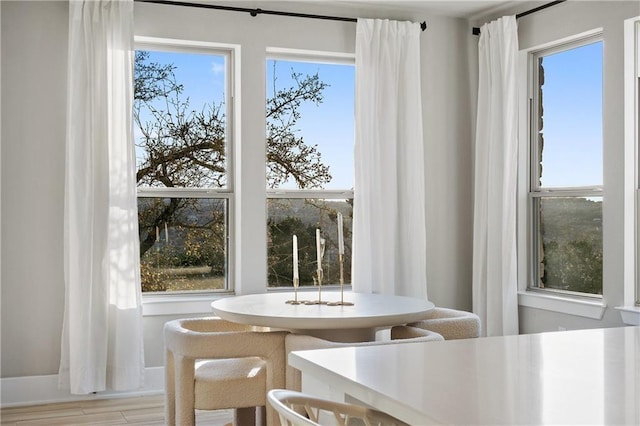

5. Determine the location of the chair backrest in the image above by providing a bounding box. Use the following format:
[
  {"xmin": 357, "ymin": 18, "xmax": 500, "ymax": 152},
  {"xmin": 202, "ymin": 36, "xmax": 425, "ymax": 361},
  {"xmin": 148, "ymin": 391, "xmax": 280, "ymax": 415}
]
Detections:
[
  {"xmin": 411, "ymin": 307, "xmax": 481, "ymax": 339},
  {"xmin": 164, "ymin": 317, "xmax": 288, "ymax": 426},
  {"xmin": 164, "ymin": 316, "xmax": 287, "ymax": 360},
  {"xmin": 267, "ymin": 389, "xmax": 409, "ymax": 426}
]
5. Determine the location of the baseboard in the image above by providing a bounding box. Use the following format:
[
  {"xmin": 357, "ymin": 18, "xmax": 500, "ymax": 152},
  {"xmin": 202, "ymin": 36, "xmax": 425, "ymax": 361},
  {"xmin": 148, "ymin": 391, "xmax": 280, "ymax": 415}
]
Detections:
[{"xmin": 0, "ymin": 366, "xmax": 164, "ymax": 408}]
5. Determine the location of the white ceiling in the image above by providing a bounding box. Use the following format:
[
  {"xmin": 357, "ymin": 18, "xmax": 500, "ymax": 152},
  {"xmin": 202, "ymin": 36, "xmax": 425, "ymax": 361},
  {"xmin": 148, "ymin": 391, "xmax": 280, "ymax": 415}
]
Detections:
[
  {"xmin": 317, "ymin": 1, "xmax": 517, "ymax": 19},
  {"xmin": 197, "ymin": 0, "xmax": 527, "ymax": 20}
]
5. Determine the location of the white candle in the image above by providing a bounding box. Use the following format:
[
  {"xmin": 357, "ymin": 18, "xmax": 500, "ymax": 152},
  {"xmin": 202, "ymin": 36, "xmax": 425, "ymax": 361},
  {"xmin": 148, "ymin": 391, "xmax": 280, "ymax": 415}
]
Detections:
[
  {"xmin": 316, "ymin": 228, "xmax": 322, "ymax": 270},
  {"xmin": 155, "ymin": 226, "xmax": 159, "ymax": 242},
  {"xmin": 293, "ymin": 234, "xmax": 299, "ymax": 282},
  {"xmin": 165, "ymin": 222, "xmax": 169, "ymax": 243},
  {"xmin": 337, "ymin": 213, "xmax": 344, "ymax": 255}
]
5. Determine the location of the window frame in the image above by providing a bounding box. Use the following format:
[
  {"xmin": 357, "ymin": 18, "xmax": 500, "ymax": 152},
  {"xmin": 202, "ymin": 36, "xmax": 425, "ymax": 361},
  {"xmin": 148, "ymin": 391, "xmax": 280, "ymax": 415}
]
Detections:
[
  {"xmin": 619, "ymin": 16, "xmax": 640, "ymax": 325},
  {"xmin": 517, "ymin": 29, "xmax": 607, "ymax": 319},
  {"xmin": 265, "ymin": 48, "xmax": 355, "ymax": 290},
  {"xmin": 134, "ymin": 36, "xmax": 239, "ymax": 297},
  {"xmin": 632, "ymin": 19, "xmax": 640, "ymax": 306}
]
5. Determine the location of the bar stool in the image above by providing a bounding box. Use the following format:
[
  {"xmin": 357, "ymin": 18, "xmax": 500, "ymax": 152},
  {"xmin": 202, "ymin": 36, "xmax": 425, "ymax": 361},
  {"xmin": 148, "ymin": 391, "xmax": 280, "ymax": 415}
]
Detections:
[{"xmin": 164, "ymin": 317, "xmax": 287, "ymax": 426}]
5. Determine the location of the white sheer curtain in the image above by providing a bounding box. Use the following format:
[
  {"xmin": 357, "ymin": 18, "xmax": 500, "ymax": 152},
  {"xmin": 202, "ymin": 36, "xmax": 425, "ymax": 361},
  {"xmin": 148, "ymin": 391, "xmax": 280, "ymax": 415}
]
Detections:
[
  {"xmin": 352, "ymin": 19, "xmax": 427, "ymax": 298},
  {"xmin": 60, "ymin": 0, "xmax": 144, "ymax": 394},
  {"xmin": 472, "ymin": 16, "xmax": 519, "ymax": 336}
]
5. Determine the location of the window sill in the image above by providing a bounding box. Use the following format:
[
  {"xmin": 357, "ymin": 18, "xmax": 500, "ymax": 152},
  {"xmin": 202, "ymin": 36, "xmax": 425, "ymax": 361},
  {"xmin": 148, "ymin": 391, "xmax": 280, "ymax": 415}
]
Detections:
[
  {"xmin": 141, "ymin": 286, "xmax": 353, "ymax": 316},
  {"xmin": 518, "ymin": 291, "xmax": 606, "ymax": 319},
  {"xmin": 142, "ymin": 293, "xmax": 234, "ymax": 316},
  {"xmin": 615, "ymin": 306, "xmax": 640, "ymax": 325}
]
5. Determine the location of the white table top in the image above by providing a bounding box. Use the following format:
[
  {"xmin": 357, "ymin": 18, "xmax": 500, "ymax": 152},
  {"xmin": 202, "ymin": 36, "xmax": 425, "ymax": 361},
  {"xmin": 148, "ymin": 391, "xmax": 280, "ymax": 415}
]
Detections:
[
  {"xmin": 211, "ymin": 291, "xmax": 434, "ymax": 340},
  {"xmin": 289, "ymin": 326, "xmax": 640, "ymax": 425}
]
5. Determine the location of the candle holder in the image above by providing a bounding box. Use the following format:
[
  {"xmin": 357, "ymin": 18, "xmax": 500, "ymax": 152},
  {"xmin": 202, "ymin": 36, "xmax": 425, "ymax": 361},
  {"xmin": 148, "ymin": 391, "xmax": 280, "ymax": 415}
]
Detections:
[
  {"xmin": 328, "ymin": 253, "xmax": 353, "ymax": 306},
  {"xmin": 285, "ymin": 277, "xmax": 302, "ymax": 304},
  {"xmin": 305, "ymin": 268, "xmax": 327, "ymax": 305}
]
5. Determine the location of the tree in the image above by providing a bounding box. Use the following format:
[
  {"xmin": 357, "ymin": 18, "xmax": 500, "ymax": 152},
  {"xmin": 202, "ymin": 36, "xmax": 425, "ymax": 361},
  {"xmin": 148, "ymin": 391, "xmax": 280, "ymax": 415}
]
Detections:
[
  {"xmin": 267, "ymin": 216, "xmax": 318, "ymax": 286},
  {"xmin": 266, "ymin": 63, "xmax": 331, "ymax": 188},
  {"xmin": 267, "ymin": 199, "xmax": 352, "ymax": 287},
  {"xmin": 134, "ymin": 52, "xmax": 333, "ymax": 291}
]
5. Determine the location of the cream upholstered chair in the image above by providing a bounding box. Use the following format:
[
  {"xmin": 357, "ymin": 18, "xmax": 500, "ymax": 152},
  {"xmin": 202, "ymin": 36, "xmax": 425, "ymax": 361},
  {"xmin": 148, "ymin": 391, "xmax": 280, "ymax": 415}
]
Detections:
[
  {"xmin": 164, "ymin": 317, "xmax": 288, "ymax": 426},
  {"xmin": 267, "ymin": 389, "xmax": 409, "ymax": 426},
  {"xmin": 407, "ymin": 307, "xmax": 481, "ymax": 340},
  {"xmin": 285, "ymin": 326, "xmax": 443, "ymax": 391}
]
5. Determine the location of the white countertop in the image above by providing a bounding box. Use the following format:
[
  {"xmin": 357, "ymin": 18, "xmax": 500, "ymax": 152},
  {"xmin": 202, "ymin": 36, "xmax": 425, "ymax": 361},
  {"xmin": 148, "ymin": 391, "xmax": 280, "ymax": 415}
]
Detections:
[{"xmin": 289, "ymin": 326, "xmax": 640, "ymax": 425}]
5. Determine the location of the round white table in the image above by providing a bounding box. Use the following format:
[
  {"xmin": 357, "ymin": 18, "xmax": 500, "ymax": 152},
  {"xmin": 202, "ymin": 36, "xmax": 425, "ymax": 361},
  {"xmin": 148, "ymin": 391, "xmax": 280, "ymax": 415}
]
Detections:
[{"xmin": 211, "ymin": 291, "xmax": 435, "ymax": 342}]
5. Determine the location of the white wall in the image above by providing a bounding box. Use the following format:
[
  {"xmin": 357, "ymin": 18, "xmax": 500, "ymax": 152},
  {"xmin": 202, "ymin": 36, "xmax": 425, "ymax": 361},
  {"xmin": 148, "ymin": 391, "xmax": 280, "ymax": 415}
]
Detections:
[
  {"xmin": 1, "ymin": 0, "xmax": 475, "ymax": 392},
  {"xmin": 1, "ymin": 0, "xmax": 68, "ymax": 378}
]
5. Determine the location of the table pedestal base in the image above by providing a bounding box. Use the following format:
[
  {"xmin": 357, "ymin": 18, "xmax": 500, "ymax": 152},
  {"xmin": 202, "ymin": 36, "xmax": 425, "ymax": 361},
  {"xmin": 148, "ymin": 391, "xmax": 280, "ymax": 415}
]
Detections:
[{"xmin": 288, "ymin": 327, "xmax": 376, "ymax": 343}]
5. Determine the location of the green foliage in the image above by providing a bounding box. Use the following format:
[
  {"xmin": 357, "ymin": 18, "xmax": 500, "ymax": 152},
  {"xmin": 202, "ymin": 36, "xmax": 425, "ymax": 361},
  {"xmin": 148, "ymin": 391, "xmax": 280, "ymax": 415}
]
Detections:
[
  {"xmin": 539, "ymin": 198, "xmax": 603, "ymax": 294},
  {"xmin": 268, "ymin": 217, "xmax": 319, "ymax": 286},
  {"xmin": 267, "ymin": 199, "xmax": 352, "ymax": 288},
  {"xmin": 138, "ymin": 197, "xmax": 227, "ymax": 292},
  {"xmin": 140, "ymin": 264, "xmax": 168, "ymax": 292}
]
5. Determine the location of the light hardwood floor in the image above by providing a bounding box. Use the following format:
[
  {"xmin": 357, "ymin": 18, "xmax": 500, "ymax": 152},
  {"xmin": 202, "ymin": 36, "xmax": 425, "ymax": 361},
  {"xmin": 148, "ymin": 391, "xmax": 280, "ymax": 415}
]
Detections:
[{"xmin": 0, "ymin": 394, "xmax": 234, "ymax": 426}]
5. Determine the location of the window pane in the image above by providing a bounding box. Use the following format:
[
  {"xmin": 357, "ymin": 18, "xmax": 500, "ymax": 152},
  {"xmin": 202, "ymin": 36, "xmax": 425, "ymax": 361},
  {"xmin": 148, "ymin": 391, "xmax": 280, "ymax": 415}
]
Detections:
[
  {"xmin": 536, "ymin": 197, "xmax": 603, "ymax": 295},
  {"xmin": 266, "ymin": 60, "xmax": 354, "ymax": 190},
  {"xmin": 267, "ymin": 199, "xmax": 352, "ymax": 287},
  {"xmin": 135, "ymin": 50, "xmax": 228, "ymax": 189},
  {"xmin": 138, "ymin": 197, "xmax": 228, "ymax": 292},
  {"xmin": 537, "ymin": 41, "xmax": 602, "ymax": 188}
]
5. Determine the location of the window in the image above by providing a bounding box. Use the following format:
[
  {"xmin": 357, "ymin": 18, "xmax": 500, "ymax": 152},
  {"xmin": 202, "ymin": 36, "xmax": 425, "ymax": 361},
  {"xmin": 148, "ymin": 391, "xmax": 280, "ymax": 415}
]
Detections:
[
  {"xmin": 618, "ymin": 16, "xmax": 640, "ymax": 323},
  {"xmin": 265, "ymin": 54, "xmax": 355, "ymax": 288},
  {"xmin": 528, "ymin": 36, "xmax": 603, "ymax": 297},
  {"xmin": 626, "ymin": 18, "xmax": 640, "ymax": 307},
  {"xmin": 134, "ymin": 42, "xmax": 233, "ymax": 293}
]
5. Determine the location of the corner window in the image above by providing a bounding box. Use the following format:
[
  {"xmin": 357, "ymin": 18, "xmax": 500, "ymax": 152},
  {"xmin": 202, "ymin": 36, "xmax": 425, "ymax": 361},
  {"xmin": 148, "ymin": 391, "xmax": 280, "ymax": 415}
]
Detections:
[
  {"xmin": 134, "ymin": 43, "xmax": 233, "ymax": 293},
  {"xmin": 529, "ymin": 36, "xmax": 603, "ymax": 297},
  {"xmin": 265, "ymin": 54, "xmax": 354, "ymax": 288}
]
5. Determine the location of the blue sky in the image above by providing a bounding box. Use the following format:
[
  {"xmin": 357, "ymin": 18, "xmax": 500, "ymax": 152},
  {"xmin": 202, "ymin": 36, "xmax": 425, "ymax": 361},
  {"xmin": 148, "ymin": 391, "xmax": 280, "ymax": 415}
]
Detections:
[
  {"xmin": 138, "ymin": 42, "xmax": 602, "ymax": 191},
  {"xmin": 539, "ymin": 40, "xmax": 603, "ymax": 188},
  {"xmin": 266, "ymin": 59, "xmax": 355, "ymax": 190},
  {"xmin": 143, "ymin": 50, "xmax": 227, "ymax": 106},
  {"xmin": 136, "ymin": 50, "xmax": 355, "ymax": 190},
  {"xmin": 134, "ymin": 50, "xmax": 227, "ymax": 175}
]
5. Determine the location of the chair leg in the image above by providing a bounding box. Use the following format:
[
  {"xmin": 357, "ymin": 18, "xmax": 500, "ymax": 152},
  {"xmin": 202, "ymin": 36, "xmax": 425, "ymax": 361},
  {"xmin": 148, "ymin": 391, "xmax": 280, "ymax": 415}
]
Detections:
[
  {"xmin": 256, "ymin": 405, "xmax": 266, "ymax": 426},
  {"xmin": 174, "ymin": 354, "xmax": 196, "ymax": 426},
  {"xmin": 165, "ymin": 349, "xmax": 176, "ymax": 426},
  {"xmin": 234, "ymin": 406, "xmax": 257, "ymax": 426}
]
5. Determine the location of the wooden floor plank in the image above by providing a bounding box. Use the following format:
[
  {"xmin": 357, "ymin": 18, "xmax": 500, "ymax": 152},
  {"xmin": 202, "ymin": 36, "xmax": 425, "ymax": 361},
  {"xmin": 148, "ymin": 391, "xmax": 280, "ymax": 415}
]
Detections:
[
  {"xmin": 1, "ymin": 402, "xmax": 85, "ymax": 416},
  {"xmin": 1, "ymin": 407, "xmax": 86, "ymax": 423},
  {"xmin": 120, "ymin": 407, "xmax": 164, "ymax": 423},
  {"xmin": 14, "ymin": 411, "xmax": 127, "ymax": 426},
  {"xmin": 82, "ymin": 396, "xmax": 164, "ymax": 415},
  {"xmin": 0, "ymin": 395, "xmax": 234, "ymax": 426}
]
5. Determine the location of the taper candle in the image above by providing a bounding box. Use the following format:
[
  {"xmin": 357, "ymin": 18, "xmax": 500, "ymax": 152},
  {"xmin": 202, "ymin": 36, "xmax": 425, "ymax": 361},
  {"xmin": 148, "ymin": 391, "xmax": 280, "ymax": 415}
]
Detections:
[
  {"xmin": 316, "ymin": 228, "xmax": 322, "ymax": 271},
  {"xmin": 337, "ymin": 213, "xmax": 344, "ymax": 255},
  {"xmin": 293, "ymin": 234, "xmax": 299, "ymax": 282}
]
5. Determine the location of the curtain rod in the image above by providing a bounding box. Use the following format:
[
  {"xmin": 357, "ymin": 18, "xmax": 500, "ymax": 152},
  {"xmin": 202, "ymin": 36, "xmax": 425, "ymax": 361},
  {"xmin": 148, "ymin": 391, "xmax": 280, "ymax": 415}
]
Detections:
[
  {"xmin": 136, "ymin": 0, "xmax": 427, "ymax": 31},
  {"xmin": 472, "ymin": 0, "xmax": 566, "ymax": 35}
]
